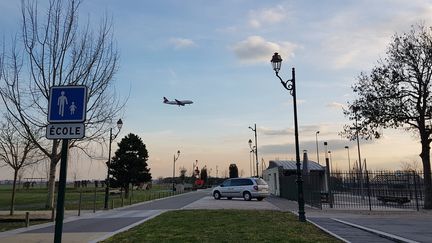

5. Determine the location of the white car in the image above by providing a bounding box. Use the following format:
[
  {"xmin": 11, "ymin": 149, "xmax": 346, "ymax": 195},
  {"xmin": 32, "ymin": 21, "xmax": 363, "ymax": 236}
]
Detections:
[{"xmin": 212, "ymin": 178, "xmax": 269, "ymax": 201}]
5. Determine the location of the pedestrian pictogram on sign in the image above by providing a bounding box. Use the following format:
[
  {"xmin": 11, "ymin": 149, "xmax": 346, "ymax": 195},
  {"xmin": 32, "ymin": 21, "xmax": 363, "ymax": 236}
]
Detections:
[{"xmin": 48, "ymin": 86, "xmax": 87, "ymax": 123}]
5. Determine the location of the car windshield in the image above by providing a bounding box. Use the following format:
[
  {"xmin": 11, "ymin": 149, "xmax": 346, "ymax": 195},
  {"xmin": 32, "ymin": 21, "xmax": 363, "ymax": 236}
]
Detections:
[{"xmin": 254, "ymin": 178, "xmax": 267, "ymax": 185}]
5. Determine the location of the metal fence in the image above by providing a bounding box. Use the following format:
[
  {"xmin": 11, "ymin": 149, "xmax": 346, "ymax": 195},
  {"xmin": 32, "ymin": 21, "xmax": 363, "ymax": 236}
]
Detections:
[
  {"xmin": 279, "ymin": 170, "xmax": 425, "ymax": 211},
  {"xmin": 326, "ymin": 170, "xmax": 423, "ymax": 211}
]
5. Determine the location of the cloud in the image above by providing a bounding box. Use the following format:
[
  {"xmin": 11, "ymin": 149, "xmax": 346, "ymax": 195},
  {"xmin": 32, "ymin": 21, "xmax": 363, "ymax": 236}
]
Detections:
[
  {"xmin": 260, "ymin": 138, "xmax": 374, "ymax": 155},
  {"xmin": 169, "ymin": 38, "xmax": 196, "ymax": 49},
  {"xmin": 248, "ymin": 6, "xmax": 287, "ymax": 28},
  {"xmin": 232, "ymin": 36, "xmax": 297, "ymax": 63},
  {"xmin": 259, "ymin": 124, "xmax": 331, "ymax": 137},
  {"xmin": 260, "ymin": 127, "xmax": 293, "ymax": 136},
  {"xmin": 282, "ymin": 99, "xmax": 306, "ymax": 107},
  {"xmin": 327, "ymin": 102, "xmax": 346, "ymax": 110},
  {"xmin": 314, "ymin": 0, "xmax": 432, "ymax": 70}
]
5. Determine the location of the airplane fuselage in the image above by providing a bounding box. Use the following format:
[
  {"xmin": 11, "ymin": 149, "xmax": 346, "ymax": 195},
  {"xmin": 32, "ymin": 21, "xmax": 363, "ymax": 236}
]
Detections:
[{"xmin": 163, "ymin": 97, "xmax": 193, "ymax": 106}]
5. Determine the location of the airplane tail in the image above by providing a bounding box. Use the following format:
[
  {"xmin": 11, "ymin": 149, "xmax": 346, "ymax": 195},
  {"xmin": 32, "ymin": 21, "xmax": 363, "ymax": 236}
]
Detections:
[{"xmin": 163, "ymin": 97, "xmax": 169, "ymax": 103}]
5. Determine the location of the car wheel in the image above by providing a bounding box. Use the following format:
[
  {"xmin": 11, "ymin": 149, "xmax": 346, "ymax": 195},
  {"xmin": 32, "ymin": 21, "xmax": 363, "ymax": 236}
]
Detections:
[
  {"xmin": 257, "ymin": 197, "xmax": 264, "ymax": 201},
  {"xmin": 227, "ymin": 197, "xmax": 232, "ymax": 200},
  {"xmin": 213, "ymin": 191, "xmax": 221, "ymax": 200},
  {"xmin": 243, "ymin": 192, "xmax": 252, "ymax": 201}
]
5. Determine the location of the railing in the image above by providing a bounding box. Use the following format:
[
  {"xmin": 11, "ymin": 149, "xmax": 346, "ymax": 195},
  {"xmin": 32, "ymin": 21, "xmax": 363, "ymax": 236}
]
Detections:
[{"xmin": 278, "ymin": 170, "xmax": 425, "ymax": 211}]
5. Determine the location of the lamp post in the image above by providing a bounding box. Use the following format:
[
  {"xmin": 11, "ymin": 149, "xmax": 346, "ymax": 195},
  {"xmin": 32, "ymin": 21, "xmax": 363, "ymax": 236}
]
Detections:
[
  {"xmin": 104, "ymin": 119, "xmax": 123, "ymax": 210},
  {"xmin": 249, "ymin": 124, "xmax": 259, "ymax": 177},
  {"xmin": 173, "ymin": 150, "xmax": 180, "ymax": 191},
  {"xmin": 344, "ymin": 146, "xmax": 351, "ymax": 172},
  {"xmin": 248, "ymin": 139, "xmax": 256, "ymax": 177},
  {"xmin": 328, "ymin": 150, "xmax": 333, "ymax": 173},
  {"xmin": 248, "ymin": 140, "xmax": 253, "ymax": 177},
  {"xmin": 315, "ymin": 131, "xmax": 320, "ymax": 164},
  {"xmin": 271, "ymin": 52, "xmax": 305, "ymax": 222},
  {"xmin": 351, "ymin": 107, "xmax": 364, "ymax": 198}
]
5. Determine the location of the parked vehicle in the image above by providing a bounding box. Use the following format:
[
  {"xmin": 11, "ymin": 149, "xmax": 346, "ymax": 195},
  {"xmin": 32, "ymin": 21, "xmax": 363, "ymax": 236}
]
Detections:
[{"xmin": 212, "ymin": 178, "xmax": 269, "ymax": 201}]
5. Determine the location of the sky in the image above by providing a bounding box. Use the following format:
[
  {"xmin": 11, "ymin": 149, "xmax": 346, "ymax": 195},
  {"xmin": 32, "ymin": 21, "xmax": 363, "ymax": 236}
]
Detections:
[{"xmin": 1, "ymin": 0, "xmax": 432, "ymax": 180}]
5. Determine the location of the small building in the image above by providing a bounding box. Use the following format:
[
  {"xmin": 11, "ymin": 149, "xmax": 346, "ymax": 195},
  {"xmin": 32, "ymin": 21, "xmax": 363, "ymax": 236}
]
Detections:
[{"xmin": 263, "ymin": 152, "xmax": 325, "ymax": 198}]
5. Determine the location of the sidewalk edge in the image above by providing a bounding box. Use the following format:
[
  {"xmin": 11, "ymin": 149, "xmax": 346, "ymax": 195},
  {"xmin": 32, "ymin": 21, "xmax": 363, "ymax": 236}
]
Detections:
[
  {"xmin": 332, "ymin": 218, "xmax": 419, "ymax": 243},
  {"xmin": 307, "ymin": 218, "xmax": 351, "ymax": 243}
]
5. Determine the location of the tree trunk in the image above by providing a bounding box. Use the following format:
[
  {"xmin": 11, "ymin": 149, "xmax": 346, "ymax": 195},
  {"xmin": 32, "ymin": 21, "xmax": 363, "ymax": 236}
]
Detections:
[
  {"xmin": 9, "ymin": 169, "xmax": 18, "ymax": 215},
  {"xmin": 420, "ymin": 137, "xmax": 432, "ymax": 209},
  {"xmin": 124, "ymin": 186, "xmax": 129, "ymax": 199},
  {"xmin": 45, "ymin": 141, "xmax": 60, "ymax": 209}
]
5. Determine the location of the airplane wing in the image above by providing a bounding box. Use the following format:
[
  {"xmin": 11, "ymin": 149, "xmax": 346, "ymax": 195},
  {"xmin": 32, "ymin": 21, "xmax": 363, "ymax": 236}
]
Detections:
[{"xmin": 175, "ymin": 99, "xmax": 185, "ymax": 106}]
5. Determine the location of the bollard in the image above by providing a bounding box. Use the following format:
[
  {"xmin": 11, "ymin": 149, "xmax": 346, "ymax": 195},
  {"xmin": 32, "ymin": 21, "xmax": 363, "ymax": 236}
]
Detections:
[
  {"xmin": 51, "ymin": 208, "xmax": 55, "ymax": 222},
  {"xmin": 121, "ymin": 192, "xmax": 124, "ymax": 207},
  {"xmin": 25, "ymin": 212, "xmax": 30, "ymax": 227},
  {"xmin": 93, "ymin": 186, "xmax": 97, "ymax": 213},
  {"xmin": 78, "ymin": 190, "xmax": 82, "ymax": 216}
]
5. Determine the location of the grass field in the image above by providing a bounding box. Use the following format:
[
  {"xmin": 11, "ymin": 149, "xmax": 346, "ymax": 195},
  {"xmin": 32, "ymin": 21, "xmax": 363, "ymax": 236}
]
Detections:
[
  {"xmin": 103, "ymin": 210, "xmax": 341, "ymax": 243},
  {"xmin": 0, "ymin": 218, "xmax": 51, "ymax": 232},
  {"xmin": 0, "ymin": 183, "xmax": 180, "ymax": 212}
]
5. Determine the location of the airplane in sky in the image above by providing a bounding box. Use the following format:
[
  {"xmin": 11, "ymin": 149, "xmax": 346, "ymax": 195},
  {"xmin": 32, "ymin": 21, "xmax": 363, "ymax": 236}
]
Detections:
[{"xmin": 163, "ymin": 97, "xmax": 193, "ymax": 106}]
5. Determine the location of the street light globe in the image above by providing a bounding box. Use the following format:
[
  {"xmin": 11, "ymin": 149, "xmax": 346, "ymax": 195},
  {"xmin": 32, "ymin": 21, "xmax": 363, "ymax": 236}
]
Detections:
[
  {"xmin": 271, "ymin": 52, "xmax": 282, "ymax": 72},
  {"xmin": 248, "ymin": 139, "xmax": 252, "ymax": 148},
  {"xmin": 177, "ymin": 150, "xmax": 180, "ymax": 156},
  {"xmin": 116, "ymin": 119, "xmax": 123, "ymax": 129}
]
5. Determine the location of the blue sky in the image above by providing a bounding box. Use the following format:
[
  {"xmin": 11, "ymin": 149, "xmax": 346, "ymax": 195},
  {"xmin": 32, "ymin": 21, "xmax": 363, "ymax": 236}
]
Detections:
[{"xmin": 1, "ymin": 0, "xmax": 432, "ymax": 179}]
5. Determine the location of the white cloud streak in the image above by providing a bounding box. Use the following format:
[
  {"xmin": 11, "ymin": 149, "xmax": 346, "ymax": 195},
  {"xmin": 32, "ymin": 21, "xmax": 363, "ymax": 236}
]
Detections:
[
  {"xmin": 231, "ymin": 36, "xmax": 297, "ymax": 64},
  {"xmin": 169, "ymin": 38, "xmax": 196, "ymax": 49},
  {"xmin": 248, "ymin": 6, "xmax": 288, "ymax": 28}
]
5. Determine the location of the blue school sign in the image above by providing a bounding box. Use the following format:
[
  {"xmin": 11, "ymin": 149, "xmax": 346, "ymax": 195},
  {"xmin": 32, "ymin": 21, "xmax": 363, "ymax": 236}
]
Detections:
[{"xmin": 48, "ymin": 86, "xmax": 88, "ymax": 123}]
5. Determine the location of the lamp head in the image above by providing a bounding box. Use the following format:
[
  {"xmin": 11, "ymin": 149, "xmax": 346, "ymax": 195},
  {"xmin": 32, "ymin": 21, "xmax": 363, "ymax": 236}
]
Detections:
[
  {"xmin": 116, "ymin": 119, "xmax": 123, "ymax": 130},
  {"xmin": 177, "ymin": 150, "xmax": 180, "ymax": 156},
  {"xmin": 316, "ymin": 131, "xmax": 320, "ymax": 134},
  {"xmin": 344, "ymin": 146, "xmax": 349, "ymax": 149},
  {"xmin": 271, "ymin": 52, "xmax": 282, "ymax": 72},
  {"xmin": 324, "ymin": 141, "xmax": 327, "ymax": 146},
  {"xmin": 248, "ymin": 139, "xmax": 252, "ymax": 147}
]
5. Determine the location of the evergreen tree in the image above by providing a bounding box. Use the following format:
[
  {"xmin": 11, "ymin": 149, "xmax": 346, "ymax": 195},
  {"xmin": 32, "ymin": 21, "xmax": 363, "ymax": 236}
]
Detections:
[
  {"xmin": 109, "ymin": 133, "xmax": 151, "ymax": 197},
  {"xmin": 229, "ymin": 164, "xmax": 238, "ymax": 178},
  {"xmin": 200, "ymin": 166, "xmax": 208, "ymax": 184}
]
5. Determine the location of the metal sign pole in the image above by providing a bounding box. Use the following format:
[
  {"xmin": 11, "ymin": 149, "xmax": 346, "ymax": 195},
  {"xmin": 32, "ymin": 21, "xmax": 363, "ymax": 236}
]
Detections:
[{"xmin": 54, "ymin": 139, "xmax": 69, "ymax": 243}]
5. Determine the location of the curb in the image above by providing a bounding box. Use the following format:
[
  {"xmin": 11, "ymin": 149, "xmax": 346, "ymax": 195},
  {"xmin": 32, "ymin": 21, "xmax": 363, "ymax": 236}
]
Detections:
[
  {"xmin": 89, "ymin": 210, "xmax": 166, "ymax": 243},
  {"xmin": 332, "ymin": 218, "xmax": 419, "ymax": 243},
  {"xmin": 307, "ymin": 218, "xmax": 350, "ymax": 243}
]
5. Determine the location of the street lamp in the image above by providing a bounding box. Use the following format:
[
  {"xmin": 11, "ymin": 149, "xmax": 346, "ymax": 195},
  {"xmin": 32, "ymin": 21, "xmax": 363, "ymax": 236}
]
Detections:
[
  {"xmin": 173, "ymin": 150, "xmax": 180, "ymax": 191},
  {"xmin": 104, "ymin": 119, "xmax": 123, "ymax": 210},
  {"xmin": 248, "ymin": 139, "xmax": 256, "ymax": 177},
  {"xmin": 249, "ymin": 124, "xmax": 259, "ymax": 177},
  {"xmin": 270, "ymin": 52, "xmax": 305, "ymax": 222},
  {"xmin": 328, "ymin": 150, "xmax": 333, "ymax": 173},
  {"xmin": 344, "ymin": 146, "xmax": 351, "ymax": 172},
  {"xmin": 351, "ymin": 106, "xmax": 364, "ymax": 198},
  {"xmin": 315, "ymin": 131, "xmax": 320, "ymax": 164}
]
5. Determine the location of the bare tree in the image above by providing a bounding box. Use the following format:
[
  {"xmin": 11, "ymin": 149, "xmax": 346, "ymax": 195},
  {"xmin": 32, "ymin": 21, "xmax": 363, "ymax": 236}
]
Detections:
[
  {"xmin": 0, "ymin": 0, "xmax": 123, "ymax": 209},
  {"xmin": 179, "ymin": 166, "xmax": 187, "ymax": 183},
  {"xmin": 342, "ymin": 24, "xmax": 432, "ymax": 208},
  {"xmin": 0, "ymin": 117, "xmax": 44, "ymax": 215},
  {"xmin": 400, "ymin": 160, "xmax": 421, "ymax": 172}
]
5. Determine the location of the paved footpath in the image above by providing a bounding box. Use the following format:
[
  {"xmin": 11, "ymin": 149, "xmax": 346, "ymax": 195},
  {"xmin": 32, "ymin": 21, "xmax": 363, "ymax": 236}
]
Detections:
[{"xmin": 267, "ymin": 196, "xmax": 432, "ymax": 243}]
